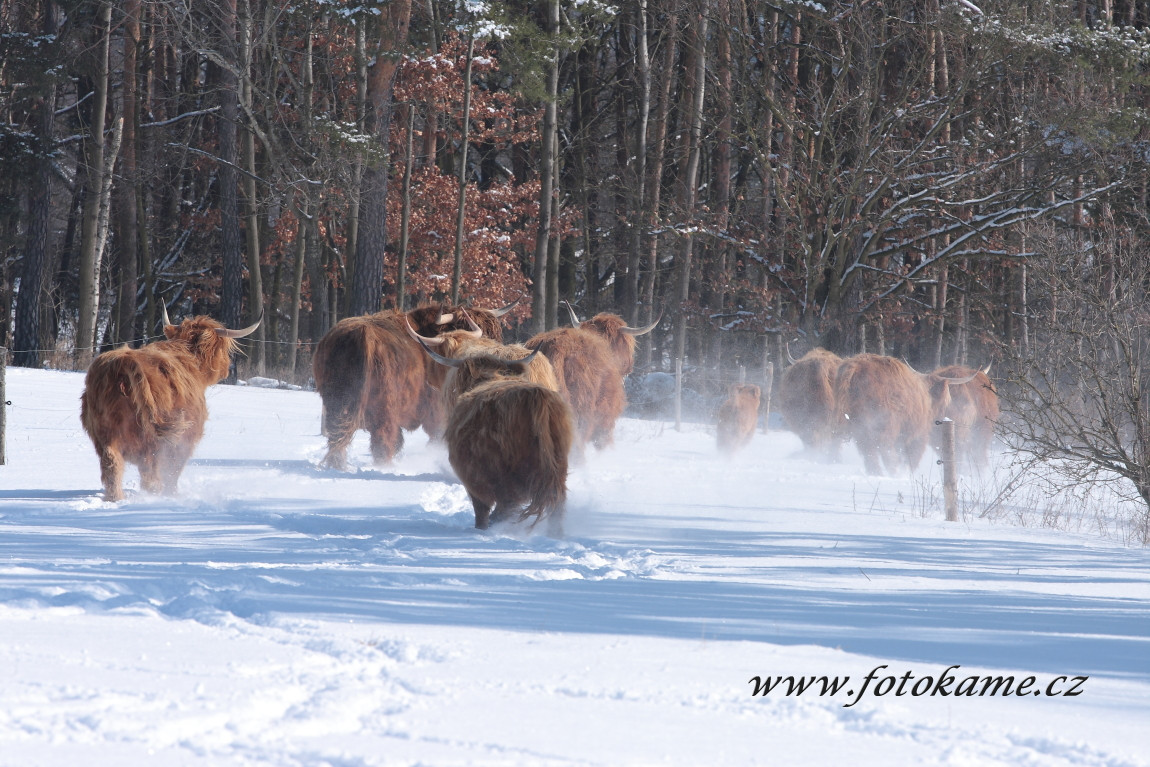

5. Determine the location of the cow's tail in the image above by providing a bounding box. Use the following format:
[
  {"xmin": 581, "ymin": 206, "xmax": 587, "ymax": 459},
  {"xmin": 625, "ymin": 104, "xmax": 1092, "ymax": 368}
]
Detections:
[
  {"xmin": 316, "ymin": 324, "xmax": 373, "ymax": 463},
  {"xmin": 521, "ymin": 388, "xmax": 574, "ymax": 527}
]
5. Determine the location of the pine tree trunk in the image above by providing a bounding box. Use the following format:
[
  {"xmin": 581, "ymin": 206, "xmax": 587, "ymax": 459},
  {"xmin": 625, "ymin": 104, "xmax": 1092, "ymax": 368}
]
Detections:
[
  {"xmin": 114, "ymin": 0, "xmax": 140, "ymax": 347},
  {"xmin": 532, "ymin": 0, "xmax": 560, "ymax": 334},
  {"xmin": 240, "ymin": 0, "xmax": 264, "ymax": 374},
  {"xmin": 624, "ymin": 0, "xmax": 651, "ymax": 325},
  {"xmin": 218, "ymin": 0, "xmax": 243, "ymax": 334},
  {"xmin": 452, "ymin": 34, "xmax": 476, "ymax": 305},
  {"xmin": 348, "ymin": 0, "xmax": 412, "ymax": 316},
  {"xmin": 13, "ymin": 0, "xmax": 58, "ymax": 368},
  {"xmin": 672, "ymin": 11, "xmax": 707, "ymax": 381}
]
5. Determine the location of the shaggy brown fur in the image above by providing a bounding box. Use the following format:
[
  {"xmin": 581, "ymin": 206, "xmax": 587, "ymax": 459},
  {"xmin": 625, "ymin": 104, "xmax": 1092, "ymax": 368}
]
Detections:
[
  {"xmin": 779, "ymin": 348, "xmax": 844, "ymax": 460},
  {"xmin": 716, "ymin": 383, "xmax": 761, "ymax": 455},
  {"xmin": 833, "ymin": 354, "xmax": 961, "ymax": 475},
  {"xmin": 313, "ymin": 306, "xmax": 463, "ymax": 470},
  {"xmin": 449, "ymin": 305, "xmax": 506, "ymax": 342},
  {"xmin": 446, "ymin": 377, "xmax": 573, "ymax": 534},
  {"xmin": 932, "ymin": 364, "xmax": 999, "ymax": 467},
  {"xmin": 578, "ymin": 313, "xmax": 641, "ymax": 376},
  {"xmin": 80, "ymin": 316, "xmax": 242, "ymax": 501},
  {"xmin": 525, "ymin": 327, "xmax": 624, "ymax": 452},
  {"xmin": 434, "ymin": 340, "xmax": 560, "ymax": 411}
]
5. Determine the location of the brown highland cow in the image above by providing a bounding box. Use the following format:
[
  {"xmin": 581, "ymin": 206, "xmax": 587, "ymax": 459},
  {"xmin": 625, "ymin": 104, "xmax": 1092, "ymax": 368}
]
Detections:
[
  {"xmin": 420, "ymin": 346, "xmax": 573, "ymax": 534},
  {"xmin": 716, "ymin": 383, "xmax": 761, "ymax": 455},
  {"xmin": 932, "ymin": 363, "xmax": 999, "ymax": 468},
  {"xmin": 833, "ymin": 354, "xmax": 976, "ymax": 475},
  {"xmin": 80, "ymin": 312, "xmax": 259, "ymax": 501},
  {"xmin": 312, "ymin": 302, "xmax": 514, "ymax": 470},
  {"xmin": 525, "ymin": 307, "xmax": 657, "ymax": 452},
  {"xmin": 779, "ymin": 347, "xmax": 844, "ymax": 461}
]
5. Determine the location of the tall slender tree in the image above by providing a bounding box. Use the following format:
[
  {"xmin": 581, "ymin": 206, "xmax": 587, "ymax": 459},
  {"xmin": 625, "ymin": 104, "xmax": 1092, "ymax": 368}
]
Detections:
[{"xmin": 348, "ymin": 0, "xmax": 412, "ymax": 316}]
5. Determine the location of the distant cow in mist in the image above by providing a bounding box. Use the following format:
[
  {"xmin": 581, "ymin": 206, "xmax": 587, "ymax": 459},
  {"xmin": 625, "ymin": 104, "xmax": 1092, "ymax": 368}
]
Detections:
[
  {"xmin": 833, "ymin": 354, "xmax": 977, "ymax": 475},
  {"xmin": 80, "ymin": 311, "xmax": 260, "ymax": 501},
  {"xmin": 716, "ymin": 383, "xmax": 761, "ymax": 455},
  {"xmin": 421, "ymin": 344, "xmax": 573, "ymax": 534},
  {"xmin": 932, "ymin": 363, "xmax": 999, "ymax": 468},
  {"xmin": 312, "ymin": 302, "xmax": 515, "ymax": 470},
  {"xmin": 779, "ymin": 347, "xmax": 843, "ymax": 460}
]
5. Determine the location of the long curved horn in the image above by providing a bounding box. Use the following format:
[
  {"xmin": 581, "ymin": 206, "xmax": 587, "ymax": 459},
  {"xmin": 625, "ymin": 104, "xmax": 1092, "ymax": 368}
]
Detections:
[
  {"xmin": 161, "ymin": 302, "xmax": 173, "ymax": 328},
  {"xmin": 216, "ymin": 314, "xmax": 262, "ymax": 339},
  {"xmin": 489, "ymin": 348, "xmax": 540, "ymax": 367},
  {"xmin": 621, "ymin": 310, "xmax": 662, "ymax": 336},
  {"xmin": 938, "ymin": 371, "xmax": 979, "ymax": 385},
  {"xmin": 981, "ymin": 362, "xmax": 992, "ymax": 376},
  {"xmin": 903, "ymin": 357, "xmax": 932, "ymax": 376},
  {"xmin": 459, "ymin": 309, "xmax": 484, "ymax": 337},
  {"xmin": 405, "ymin": 317, "xmax": 446, "ymax": 346},
  {"xmin": 785, "ymin": 342, "xmax": 798, "ymax": 366},
  {"xmin": 437, "ymin": 312, "xmax": 455, "ymax": 325},
  {"xmin": 486, "ymin": 297, "xmax": 521, "ymax": 317},
  {"xmin": 563, "ymin": 300, "xmax": 581, "ymax": 327},
  {"xmin": 415, "ymin": 336, "xmax": 465, "ymax": 368}
]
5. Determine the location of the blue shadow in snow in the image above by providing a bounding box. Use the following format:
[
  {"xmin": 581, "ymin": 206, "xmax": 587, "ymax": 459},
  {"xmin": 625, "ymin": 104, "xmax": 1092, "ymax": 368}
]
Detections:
[
  {"xmin": 188, "ymin": 457, "xmax": 457, "ymax": 484},
  {"xmin": 1, "ymin": 494, "xmax": 1147, "ymax": 682}
]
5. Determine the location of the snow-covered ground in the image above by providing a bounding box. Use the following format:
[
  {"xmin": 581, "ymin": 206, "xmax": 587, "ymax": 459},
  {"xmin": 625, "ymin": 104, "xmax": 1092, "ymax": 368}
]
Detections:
[{"xmin": 1, "ymin": 366, "xmax": 1146, "ymax": 766}]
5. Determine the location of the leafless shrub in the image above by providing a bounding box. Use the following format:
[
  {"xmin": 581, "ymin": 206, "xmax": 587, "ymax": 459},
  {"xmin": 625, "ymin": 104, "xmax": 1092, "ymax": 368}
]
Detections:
[{"xmin": 990, "ymin": 223, "xmax": 1150, "ymax": 544}]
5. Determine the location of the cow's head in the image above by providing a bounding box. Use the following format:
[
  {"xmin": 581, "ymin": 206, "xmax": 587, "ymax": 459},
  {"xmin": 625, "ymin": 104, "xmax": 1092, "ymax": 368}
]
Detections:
[
  {"xmin": 161, "ymin": 305, "xmax": 261, "ymax": 381},
  {"xmin": 565, "ymin": 303, "xmax": 660, "ymax": 376}
]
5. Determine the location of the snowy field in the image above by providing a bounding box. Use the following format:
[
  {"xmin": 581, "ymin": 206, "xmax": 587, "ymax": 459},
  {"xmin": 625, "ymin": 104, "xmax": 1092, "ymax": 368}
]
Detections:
[{"xmin": 0, "ymin": 366, "xmax": 1147, "ymax": 766}]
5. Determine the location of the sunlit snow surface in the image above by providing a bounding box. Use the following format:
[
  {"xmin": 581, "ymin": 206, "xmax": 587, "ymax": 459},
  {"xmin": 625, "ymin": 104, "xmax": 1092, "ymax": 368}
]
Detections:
[{"xmin": 1, "ymin": 367, "xmax": 1146, "ymax": 766}]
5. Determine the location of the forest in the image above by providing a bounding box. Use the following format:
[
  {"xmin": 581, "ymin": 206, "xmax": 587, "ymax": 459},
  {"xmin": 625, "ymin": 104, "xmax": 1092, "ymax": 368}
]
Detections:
[{"xmin": 3, "ymin": 1, "xmax": 1150, "ymax": 398}]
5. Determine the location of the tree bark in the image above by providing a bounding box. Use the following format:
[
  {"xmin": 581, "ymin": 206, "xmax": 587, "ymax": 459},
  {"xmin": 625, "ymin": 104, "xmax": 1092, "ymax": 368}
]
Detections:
[
  {"xmin": 531, "ymin": 0, "xmax": 561, "ymax": 334},
  {"xmin": 13, "ymin": 0, "xmax": 58, "ymax": 368},
  {"xmin": 672, "ymin": 11, "xmax": 708, "ymax": 373},
  {"xmin": 451, "ymin": 34, "xmax": 476, "ymax": 305},
  {"xmin": 75, "ymin": 0, "xmax": 113, "ymax": 368},
  {"xmin": 114, "ymin": 0, "xmax": 141, "ymax": 347},
  {"xmin": 348, "ymin": 0, "xmax": 412, "ymax": 317},
  {"xmin": 217, "ymin": 0, "xmax": 243, "ymax": 335},
  {"xmin": 624, "ymin": 0, "xmax": 651, "ymax": 325},
  {"xmin": 239, "ymin": 0, "xmax": 264, "ymax": 374}
]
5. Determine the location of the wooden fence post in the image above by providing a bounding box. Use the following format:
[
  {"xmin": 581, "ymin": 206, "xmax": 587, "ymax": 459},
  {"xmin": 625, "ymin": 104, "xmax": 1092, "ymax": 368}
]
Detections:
[
  {"xmin": 937, "ymin": 418, "xmax": 958, "ymax": 521},
  {"xmin": 760, "ymin": 361, "xmax": 774, "ymax": 434},
  {"xmin": 674, "ymin": 357, "xmax": 683, "ymax": 431}
]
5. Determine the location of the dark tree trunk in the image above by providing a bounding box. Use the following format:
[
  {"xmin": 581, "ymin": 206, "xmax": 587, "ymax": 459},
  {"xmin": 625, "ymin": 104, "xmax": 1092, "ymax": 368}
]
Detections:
[{"xmin": 13, "ymin": 0, "xmax": 59, "ymax": 368}]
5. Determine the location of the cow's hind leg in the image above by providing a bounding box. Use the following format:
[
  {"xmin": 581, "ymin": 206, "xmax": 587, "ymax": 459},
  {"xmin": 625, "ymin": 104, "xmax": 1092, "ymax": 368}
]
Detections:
[
  {"xmin": 544, "ymin": 504, "xmax": 566, "ymax": 538},
  {"xmin": 97, "ymin": 445, "xmax": 125, "ymax": 502},
  {"xmin": 138, "ymin": 452, "xmax": 163, "ymax": 495},
  {"xmin": 369, "ymin": 422, "xmax": 403, "ymax": 465},
  {"xmin": 856, "ymin": 439, "xmax": 884, "ymax": 475},
  {"xmin": 157, "ymin": 439, "xmax": 196, "ymax": 495},
  {"xmin": 471, "ymin": 495, "xmax": 494, "ymax": 529}
]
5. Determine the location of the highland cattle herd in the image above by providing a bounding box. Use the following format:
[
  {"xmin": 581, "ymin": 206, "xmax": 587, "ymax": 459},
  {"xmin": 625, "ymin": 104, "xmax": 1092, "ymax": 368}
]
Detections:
[{"xmin": 78, "ymin": 301, "xmax": 1000, "ymax": 535}]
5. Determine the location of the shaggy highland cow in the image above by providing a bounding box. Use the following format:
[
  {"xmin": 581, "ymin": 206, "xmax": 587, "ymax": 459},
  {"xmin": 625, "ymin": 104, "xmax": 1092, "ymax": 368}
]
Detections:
[
  {"xmin": 716, "ymin": 383, "xmax": 761, "ymax": 455},
  {"xmin": 525, "ymin": 306, "xmax": 657, "ymax": 452},
  {"xmin": 779, "ymin": 347, "xmax": 844, "ymax": 461},
  {"xmin": 80, "ymin": 312, "xmax": 260, "ymax": 501},
  {"xmin": 312, "ymin": 302, "xmax": 514, "ymax": 470},
  {"xmin": 833, "ymin": 354, "xmax": 976, "ymax": 475},
  {"xmin": 932, "ymin": 363, "xmax": 999, "ymax": 467},
  {"xmin": 421, "ymin": 347, "xmax": 573, "ymax": 534}
]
